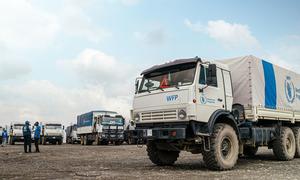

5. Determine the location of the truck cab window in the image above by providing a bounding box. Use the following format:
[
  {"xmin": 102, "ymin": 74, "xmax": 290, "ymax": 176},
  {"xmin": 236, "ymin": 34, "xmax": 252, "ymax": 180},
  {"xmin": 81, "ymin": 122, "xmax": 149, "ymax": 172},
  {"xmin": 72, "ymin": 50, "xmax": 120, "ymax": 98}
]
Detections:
[{"xmin": 199, "ymin": 65, "xmax": 207, "ymax": 85}]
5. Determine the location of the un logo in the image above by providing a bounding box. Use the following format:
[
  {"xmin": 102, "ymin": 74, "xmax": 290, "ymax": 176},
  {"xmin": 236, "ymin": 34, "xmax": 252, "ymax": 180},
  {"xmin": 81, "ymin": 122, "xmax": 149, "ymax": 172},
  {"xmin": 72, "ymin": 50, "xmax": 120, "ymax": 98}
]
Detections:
[{"xmin": 285, "ymin": 76, "xmax": 295, "ymax": 103}]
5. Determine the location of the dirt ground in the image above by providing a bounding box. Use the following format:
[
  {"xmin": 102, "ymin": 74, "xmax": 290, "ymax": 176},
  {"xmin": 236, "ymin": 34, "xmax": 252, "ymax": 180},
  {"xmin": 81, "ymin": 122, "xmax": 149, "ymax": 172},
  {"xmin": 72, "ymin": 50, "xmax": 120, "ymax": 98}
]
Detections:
[{"xmin": 0, "ymin": 144, "xmax": 300, "ymax": 180}]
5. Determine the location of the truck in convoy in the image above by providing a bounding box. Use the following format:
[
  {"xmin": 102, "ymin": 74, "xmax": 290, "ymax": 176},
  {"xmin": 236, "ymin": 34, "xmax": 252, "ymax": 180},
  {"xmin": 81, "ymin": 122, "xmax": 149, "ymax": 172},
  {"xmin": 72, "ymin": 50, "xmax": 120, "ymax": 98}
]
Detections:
[
  {"xmin": 9, "ymin": 122, "xmax": 26, "ymax": 145},
  {"xmin": 77, "ymin": 111, "xmax": 125, "ymax": 145},
  {"xmin": 65, "ymin": 124, "xmax": 81, "ymax": 144},
  {"xmin": 132, "ymin": 55, "xmax": 300, "ymax": 170},
  {"xmin": 41, "ymin": 123, "xmax": 64, "ymax": 145}
]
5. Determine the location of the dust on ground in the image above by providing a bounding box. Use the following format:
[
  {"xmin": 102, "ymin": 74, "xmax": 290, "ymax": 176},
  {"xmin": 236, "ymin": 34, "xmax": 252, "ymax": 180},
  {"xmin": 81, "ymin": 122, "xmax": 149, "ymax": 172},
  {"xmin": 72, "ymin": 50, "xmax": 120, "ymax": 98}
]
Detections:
[{"xmin": 0, "ymin": 144, "xmax": 299, "ymax": 180}]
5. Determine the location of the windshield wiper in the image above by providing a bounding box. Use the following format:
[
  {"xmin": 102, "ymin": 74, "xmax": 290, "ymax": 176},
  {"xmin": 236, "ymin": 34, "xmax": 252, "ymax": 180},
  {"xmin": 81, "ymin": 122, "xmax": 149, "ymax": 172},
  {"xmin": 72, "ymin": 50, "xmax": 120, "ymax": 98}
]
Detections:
[
  {"xmin": 157, "ymin": 87, "xmax": 165, "ymax": 91},
  {"xmin": 174, "ymin": 85, "xmax": 180, "ymax": 89}
]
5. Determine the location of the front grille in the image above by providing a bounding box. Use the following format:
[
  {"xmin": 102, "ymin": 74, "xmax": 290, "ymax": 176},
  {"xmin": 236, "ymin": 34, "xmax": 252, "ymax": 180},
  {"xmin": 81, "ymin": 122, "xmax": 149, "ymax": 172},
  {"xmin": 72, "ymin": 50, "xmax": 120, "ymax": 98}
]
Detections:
[{"xmin": 141, "ymin": 110, "xmax": 177, "ymax": 121}]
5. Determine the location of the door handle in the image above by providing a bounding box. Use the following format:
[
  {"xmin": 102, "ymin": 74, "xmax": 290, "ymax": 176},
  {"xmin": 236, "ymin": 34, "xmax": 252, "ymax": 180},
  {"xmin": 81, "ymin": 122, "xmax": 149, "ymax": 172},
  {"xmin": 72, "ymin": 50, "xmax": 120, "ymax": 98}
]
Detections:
[{"xmin": 217, "ymin": 98, "xmax": 223, "ymax": 102}]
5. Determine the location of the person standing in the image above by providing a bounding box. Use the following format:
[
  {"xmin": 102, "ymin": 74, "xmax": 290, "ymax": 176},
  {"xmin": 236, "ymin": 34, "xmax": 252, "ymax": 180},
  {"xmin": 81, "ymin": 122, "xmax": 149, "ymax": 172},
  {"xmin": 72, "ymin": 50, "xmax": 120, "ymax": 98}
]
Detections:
[
  {"xmin": 34, "ymin": 122, "xmax": 41, "ymax": 152},
  {"xmin": 1, "ymin": 129, "xmax": 8, "ymax": 147},
  {"xmin": 22, "ymin": 121, "xmax": 31, "ymax": 153}
]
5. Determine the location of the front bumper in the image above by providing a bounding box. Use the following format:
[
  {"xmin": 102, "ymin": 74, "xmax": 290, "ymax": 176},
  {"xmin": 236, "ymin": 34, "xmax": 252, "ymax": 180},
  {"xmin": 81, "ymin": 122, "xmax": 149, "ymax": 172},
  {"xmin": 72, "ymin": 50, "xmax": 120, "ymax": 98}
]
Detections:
[
  {"xmin": 44, "ymin": 136, "xmax": 62, "ymax": 141},
  {"xmin": 135, "ymin": 128, "xmax": 186, "ymax": 140},
  {"xmin": 12, "ymin": 136, "xmax": 24, "ymax": 142},
  {"xmin": 101, "ymin": 133, "xmax": 124, "ymax": 141}
]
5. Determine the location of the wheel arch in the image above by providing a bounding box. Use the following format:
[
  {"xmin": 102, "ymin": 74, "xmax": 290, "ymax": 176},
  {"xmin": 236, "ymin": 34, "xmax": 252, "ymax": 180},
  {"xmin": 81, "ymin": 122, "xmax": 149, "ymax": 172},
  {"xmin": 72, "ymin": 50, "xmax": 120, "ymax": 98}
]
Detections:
[{"xmin": 208, "ymin": 109, "xmax": 239, "ymax": 137}]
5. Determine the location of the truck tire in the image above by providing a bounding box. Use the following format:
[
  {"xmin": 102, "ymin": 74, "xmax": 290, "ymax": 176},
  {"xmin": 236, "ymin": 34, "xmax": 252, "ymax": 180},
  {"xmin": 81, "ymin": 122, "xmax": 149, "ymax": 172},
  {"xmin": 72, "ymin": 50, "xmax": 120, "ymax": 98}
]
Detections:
[
  {"xmin": 42, "ymin": 137, "xmax": 46, "ymax": 145},
  {"xmin": 100, "ymin": 140, "xmax": 109, "ymax": 145},
  {"xmin": 115, "ymin": 141, "xmax": 123, "ymax": 145},
  {"xmin": 81, "ymin": 136, "xmax": 84, "ymax": 145},
  {"xmin": 292, "ymin": 127, "xmax": 300, "ymax": 158},
  {"xmin": 146, "ymin": 140, "xmax": 179, "ymax": 166},
  {"xmin": 243, "ymin": 146, "xmax": 258, "ymax": 157},
  {"xmin": 58, "ymin": 139, "xmax": 62, "ymax": 145},
  {"xmin": 83, "ymin": 136, "xmax": 89, "ymax": 145},
  {"xmin": 203, "ymin": 123, "xmax": 239, "ymax": 170},
  {"xmin": 273, "ymin": 127, "xmax": 296, "ymax": 161}
]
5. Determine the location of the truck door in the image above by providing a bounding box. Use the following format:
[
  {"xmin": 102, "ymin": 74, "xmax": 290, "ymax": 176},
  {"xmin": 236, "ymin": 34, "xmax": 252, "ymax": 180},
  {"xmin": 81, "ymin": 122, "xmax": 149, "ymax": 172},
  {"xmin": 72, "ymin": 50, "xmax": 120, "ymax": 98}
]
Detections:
[
  {"xmin": 196, "ymin": 64, "xmax": 226, "ymax": 122},
  {"xmin": 222, "ymin": 70, "xmax": 233, "ymax": 111}
]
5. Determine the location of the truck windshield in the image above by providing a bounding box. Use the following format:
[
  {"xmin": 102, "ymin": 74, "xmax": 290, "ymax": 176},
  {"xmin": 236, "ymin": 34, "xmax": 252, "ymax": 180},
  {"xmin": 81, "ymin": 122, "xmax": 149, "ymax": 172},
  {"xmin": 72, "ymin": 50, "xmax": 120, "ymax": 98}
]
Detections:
[
  {"xmin": 101, "ymin": 117, "xmax": 124, "ymax": 126},
  {"xmin": 138, "ymin": 62, "xmax": 196, "ymax": 93},
  {"xmin": 46, "ymin": 124, "xmax": 62, "ymax": 129},
  {"xmin": 14, "ymin": 125, "xmax": 24, "ymax": 129}
]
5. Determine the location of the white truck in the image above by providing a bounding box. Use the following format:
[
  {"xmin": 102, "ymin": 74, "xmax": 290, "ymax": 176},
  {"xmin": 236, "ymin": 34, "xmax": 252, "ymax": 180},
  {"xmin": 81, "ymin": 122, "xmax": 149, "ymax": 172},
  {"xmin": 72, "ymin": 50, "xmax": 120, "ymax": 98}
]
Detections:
[
  {"xmin": 66, "ymin": 124, "xmax": 81, "ymax": 144},
  {"xmin": 9, "ymin": 123, "xmax": 26, "ymax": 145},
  {"xmin": 132, "ymin": 55, "xmax": 300, "ymax": 170},
  {"xmin": 41, "ymin": 123, "xmax": 64, "ymax": 145},
  {"xmin": 77, "ymin": 111, "xmax": 125, "ymax": 145}
]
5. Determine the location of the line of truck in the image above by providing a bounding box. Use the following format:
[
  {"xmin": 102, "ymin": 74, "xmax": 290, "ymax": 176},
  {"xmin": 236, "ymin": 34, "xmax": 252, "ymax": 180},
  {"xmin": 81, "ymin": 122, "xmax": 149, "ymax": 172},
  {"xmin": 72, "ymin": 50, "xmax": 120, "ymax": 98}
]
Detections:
[
  {"xmin": 1, "ymin": 55, "xmax": 299, "ymax": 171},
  {"xmin": 7, "ymin": 122, "xmax": 64, "ymax": 145}
]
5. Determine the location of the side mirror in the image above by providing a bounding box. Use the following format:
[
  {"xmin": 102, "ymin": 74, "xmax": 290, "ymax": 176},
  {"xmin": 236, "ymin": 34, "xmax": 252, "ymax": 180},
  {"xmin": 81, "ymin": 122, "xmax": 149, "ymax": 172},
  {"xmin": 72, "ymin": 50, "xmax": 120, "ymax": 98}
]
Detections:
[
  {"xmin": 63, "ymin": 126, "xmax": 65, "ymax": 130},
  {"xmin": 207, "ymin": 64, "xmax": 217, "ymax": 86},
  {"xmin": 135, "ymin": 77, "xmax": 142, "ymax": 94}
]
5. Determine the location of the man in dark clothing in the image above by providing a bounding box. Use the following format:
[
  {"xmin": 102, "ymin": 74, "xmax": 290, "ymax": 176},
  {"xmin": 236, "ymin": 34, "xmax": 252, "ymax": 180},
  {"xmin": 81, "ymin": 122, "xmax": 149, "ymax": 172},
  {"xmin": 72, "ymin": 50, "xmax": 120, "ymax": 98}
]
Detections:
[
  {"xmin": 34, "ymin": 122, "xmax": 41, "ymax": 152},
  {"xmin": 22, "ymin": 121, "xmax": 31, "ymax": 153}
]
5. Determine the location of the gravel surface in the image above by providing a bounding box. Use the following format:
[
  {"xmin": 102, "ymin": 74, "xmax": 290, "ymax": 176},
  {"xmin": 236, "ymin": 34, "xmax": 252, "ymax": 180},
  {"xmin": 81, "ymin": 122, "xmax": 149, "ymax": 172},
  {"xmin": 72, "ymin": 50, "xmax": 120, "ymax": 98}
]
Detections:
[{"xmin": 0, "ymin": 144, "xmax": 299, "ymax": 179}]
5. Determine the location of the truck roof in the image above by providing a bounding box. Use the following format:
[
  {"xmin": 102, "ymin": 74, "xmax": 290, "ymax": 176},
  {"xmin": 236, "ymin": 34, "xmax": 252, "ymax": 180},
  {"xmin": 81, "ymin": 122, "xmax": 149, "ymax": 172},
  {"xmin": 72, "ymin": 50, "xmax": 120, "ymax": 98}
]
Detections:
[
  {"xmin": 78, "ymin": 110, "xmax": 118, "ymax": 116},
  {"xmin": 141, "ymin": 57, "xmax": 202, "ymax": 75}
]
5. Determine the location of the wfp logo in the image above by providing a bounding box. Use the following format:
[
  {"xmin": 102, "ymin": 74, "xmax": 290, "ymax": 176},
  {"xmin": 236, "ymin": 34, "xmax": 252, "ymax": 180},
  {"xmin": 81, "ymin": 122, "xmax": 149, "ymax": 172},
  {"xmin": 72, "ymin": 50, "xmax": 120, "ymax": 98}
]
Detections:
[
  {"xmin": 285, "ymin": 76, "xmax": 296, "ymax": 103},
  {"xmin": 166, "ymin": 95, "xmax": 178, "ymax": 102},
  {"xmin": 200, "ymin": 96, "xmax": 207, "ymax": 104}
]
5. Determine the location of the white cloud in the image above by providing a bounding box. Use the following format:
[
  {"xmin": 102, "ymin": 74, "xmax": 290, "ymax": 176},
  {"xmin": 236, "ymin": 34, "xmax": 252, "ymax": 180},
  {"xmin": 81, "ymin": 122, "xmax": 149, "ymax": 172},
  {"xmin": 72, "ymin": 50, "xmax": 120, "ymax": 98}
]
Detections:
[
  {"xmin": 185, "ymin": 19, "xmax": 260, "ymax": 49},
  {"xmin": 0, "ymin": 60, "xmax": 31, "ymax": 80},
  {"xmin": 0, "ymin": 80, "xmax": 132, "ymax": 126},
  {"xmin": 0, "ymin": 0, "xmax": 111, "ymax": 49},
  {"xmin": 0, "ymin": 0, "xmax": 60, "ymax": 49},
  {"xmin": 134, "ymin": 27, "xmax": 166, "ymax": 45},
  {"xmin": 265, "ymin": 35, "xmax": 300, "ymax": 71},
  {"xmin": 59, "ymin": 49, "xmax": 134, "ymax": 87},
  {"xmin": 60, "ymin": 2, "xmax": 111, "ymax": 43}
]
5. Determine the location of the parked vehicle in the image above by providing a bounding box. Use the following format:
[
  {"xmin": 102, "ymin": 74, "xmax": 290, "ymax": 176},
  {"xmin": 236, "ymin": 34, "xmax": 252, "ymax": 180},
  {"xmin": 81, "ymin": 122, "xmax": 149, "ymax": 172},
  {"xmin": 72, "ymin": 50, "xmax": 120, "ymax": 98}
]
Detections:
[
  {"xmin": 9, "ymin": 123, "xmax": 26, "ymax": 145},
  {"xmin": 124, "ymin": 120, "xmax": 146, "ymax": 145},
  {"xmin": 132, "ymin": 55, "xmax": 300, "ymax": 170},
  {"xmin": 77, "ymin": 111, "xmax": 125, "ymax": 145},
  {"xmin": 66, "ymin": 124, "xmax": 80, "ymax": 144},
  {"xmin": 41, "ymin": 123, "xmax": 64, "ymax": 145}
]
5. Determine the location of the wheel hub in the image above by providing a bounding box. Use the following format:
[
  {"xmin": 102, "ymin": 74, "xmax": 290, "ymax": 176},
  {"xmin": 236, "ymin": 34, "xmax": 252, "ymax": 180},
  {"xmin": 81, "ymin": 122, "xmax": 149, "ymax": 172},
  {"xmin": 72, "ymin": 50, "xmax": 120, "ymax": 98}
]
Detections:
[{"xmin": 221, "ymin": 137, "xmax": 232, "ymax": 158}]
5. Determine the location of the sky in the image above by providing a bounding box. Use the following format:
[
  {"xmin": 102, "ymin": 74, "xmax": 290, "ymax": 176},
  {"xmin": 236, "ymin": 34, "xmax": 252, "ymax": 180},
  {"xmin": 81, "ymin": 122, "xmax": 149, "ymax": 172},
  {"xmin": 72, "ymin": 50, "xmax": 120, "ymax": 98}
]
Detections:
[{"xmin": 0, "ymin": 0, "xmax": 300, "ymax": 127}]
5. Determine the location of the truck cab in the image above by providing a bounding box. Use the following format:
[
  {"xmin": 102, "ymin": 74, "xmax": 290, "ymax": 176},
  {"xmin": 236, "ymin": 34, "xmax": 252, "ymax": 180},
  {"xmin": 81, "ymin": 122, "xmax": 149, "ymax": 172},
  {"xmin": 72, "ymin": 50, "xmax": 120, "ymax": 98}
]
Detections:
[
  {"xmin": 134, "ymin": 57, "xmax": 231, "ymax": 126},
  {"xmin": 133, "ymin": 56, "xmax": 300, "ymax": 170},
  {"xmin": 66, "ymin": 125, "xmax": 80, "ymax": 144},
  {"xmin": 98, "ymin": 115, "xmax": 125, "ymax": 145},
  {"xmin": 10, "ymin": 123, "xmax": 26, "ymax": 145},
  {"xmin": 41, "ymin": 123, "xmax": 64, "ymax": 145}
]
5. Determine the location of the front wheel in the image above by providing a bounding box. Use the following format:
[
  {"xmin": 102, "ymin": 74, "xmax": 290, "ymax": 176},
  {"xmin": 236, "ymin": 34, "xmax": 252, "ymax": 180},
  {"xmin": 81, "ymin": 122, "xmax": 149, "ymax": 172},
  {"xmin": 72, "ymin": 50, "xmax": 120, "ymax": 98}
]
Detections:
[
  {"xmin": 273, "ymin": 127, "xmax": 296, "ymax": 160},
  {"xmin": 202, "ymin": 123, "xmax": 239, "ymax": 170},
  {"xmin": 146, "ymin": 141, "xmax": 179, "ymax": 166},
  {"xmin": 292, "ymin": 127, "xmax": 300, "ymax": 158},
  {"xmin": 58, "ymin": 139, "xmax": 62, "ymax": 145}
]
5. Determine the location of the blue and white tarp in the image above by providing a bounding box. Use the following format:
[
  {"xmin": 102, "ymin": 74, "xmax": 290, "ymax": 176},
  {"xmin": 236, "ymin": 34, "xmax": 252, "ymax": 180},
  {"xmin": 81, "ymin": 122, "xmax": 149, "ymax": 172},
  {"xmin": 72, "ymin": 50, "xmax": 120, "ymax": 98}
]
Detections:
[{"xmin": 222, "ymin": 55, "xmax": 300, "ymax": 112}]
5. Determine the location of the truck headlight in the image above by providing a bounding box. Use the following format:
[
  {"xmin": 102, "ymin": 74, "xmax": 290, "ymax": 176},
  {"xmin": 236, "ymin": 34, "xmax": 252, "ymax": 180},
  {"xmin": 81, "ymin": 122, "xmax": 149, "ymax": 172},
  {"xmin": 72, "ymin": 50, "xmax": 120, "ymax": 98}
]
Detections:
[
  {"xmin": 178, "ymin": 109, "xmax": 187, "ymax": 120},
  {"xmin": 134, "ymin": 113, "xmax": 140, "ymax": 122}
]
